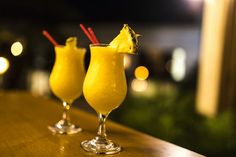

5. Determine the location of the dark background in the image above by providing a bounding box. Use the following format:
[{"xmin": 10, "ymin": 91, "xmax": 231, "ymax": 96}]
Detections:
[{"xmin": 0, "ymin": 0, "xmax": 202, "ymax": 23}]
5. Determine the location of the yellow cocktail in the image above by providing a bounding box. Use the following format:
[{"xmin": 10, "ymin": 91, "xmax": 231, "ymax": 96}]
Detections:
[
  {"xmin": 83, "ymin": 45, "xmax": 127, "ymax": 115},
  {"xmin": 81, "ymin": 24, "xmax": 139, "ymax": 154},
  {"xmin": 48, "ymin": 37, "xmax": 86, "ymax": 134}
]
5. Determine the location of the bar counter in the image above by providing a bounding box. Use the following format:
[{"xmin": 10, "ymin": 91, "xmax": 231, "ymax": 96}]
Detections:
[{"xmin": 0, "ymin": 91, "xmax": 204, "ymax": 157}]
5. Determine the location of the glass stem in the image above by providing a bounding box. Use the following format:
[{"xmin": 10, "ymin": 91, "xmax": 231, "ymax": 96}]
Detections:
[
  {"xmin": 97, "ymin": 113, "xmax": 108, "ymax": 139},
  {"xmin": 62, "ymin": 101, "xmax": 71, "ymax": 125}
]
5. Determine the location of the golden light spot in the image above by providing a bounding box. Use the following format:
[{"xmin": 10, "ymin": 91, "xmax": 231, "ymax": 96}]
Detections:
[
  {"xmin": 0, "ymin": 57, "xmax": 10, "ymax": 74},
  {"xmin": 134, "ymin": 66, "xmax": 149, "ymax": 80},
  {"xmin": 131, "ymin": 79, "xmax": 148, "ymax": 92},
  {"xmin": 66, "ymin": 105, "xmax": 70, "ymax": 110},
  {"xmin": 11, "ymin": 41, "xmax": 23, "ymax": 56}
]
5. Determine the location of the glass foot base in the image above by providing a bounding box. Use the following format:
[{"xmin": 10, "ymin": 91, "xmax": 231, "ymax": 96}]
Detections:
[
  {"xmin": 48, "ymin": 120, "xmax": 82, "ymax": 134},
  {"xmin": 81, "ymin": 136, "xmax": 122, "ymax": 154}
]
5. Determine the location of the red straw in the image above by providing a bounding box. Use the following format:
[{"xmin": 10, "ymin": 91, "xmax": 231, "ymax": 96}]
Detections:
[
  {"xmin": 79, "ymin": 24, "xmax": 96, "ymax": 44},
  {"xmin": 42, "ymin": 30, "xmax": 59, "ymax": 46},
  {"xmin": 88, "ymin": 27, "xmax": 99, "ymax": 44}
]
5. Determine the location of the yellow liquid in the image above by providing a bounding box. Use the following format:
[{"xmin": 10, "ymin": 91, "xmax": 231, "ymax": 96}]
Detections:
[
  {"xmin": 83, "ymin": 45, "xmax": 127, "ymax": 115},
  {"xmin": 49, "ymin": 46, "xmax": 86, "ymax": 103}
]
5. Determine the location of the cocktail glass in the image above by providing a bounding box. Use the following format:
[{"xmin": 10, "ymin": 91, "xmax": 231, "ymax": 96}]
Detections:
[
  {"xmin": 81, "ymin": 44, "xmax": 127, "ymax": 154},
  {"xmin": 48, "ymin": 37, "xmax": 86, "ymax": 134}
]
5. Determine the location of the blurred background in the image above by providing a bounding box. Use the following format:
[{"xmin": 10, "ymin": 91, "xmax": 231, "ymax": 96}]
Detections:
[{"xmin": 0, "ymin": 0, "xmax": 235, "ymax": 156}]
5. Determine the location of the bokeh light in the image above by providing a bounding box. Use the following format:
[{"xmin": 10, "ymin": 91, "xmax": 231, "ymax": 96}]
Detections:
[
  {"xmin": 170, "ymin": 48, "xmax": 186, "ymax": 81},
  {"xmin": 0, "ymin": 57, "xmax": 10, "ymax": 74},
  {"xmin": 11, "ymin": 41, "xmax": 23, "ymax": 56},
  {"xmin": 123, "ymin": 54, "xmax": 132, "ymax": 69},
  {"xmin": 131, "ymin": 79, "xmax": 148, "ymax": 92},
  {"xmin": 28, "ymin": 70, "xmax": 50, "ymax": 96},
  {"xmin": 134, "ymin": 66, "xmax": 149, "ymax": 80},
  {"xmin": 185, "ymin": 0, "xmax": 202, "ymax": 2},
  {"xmin": 205, "ymin": 0, "xmax": 214, "ymax": 3}
]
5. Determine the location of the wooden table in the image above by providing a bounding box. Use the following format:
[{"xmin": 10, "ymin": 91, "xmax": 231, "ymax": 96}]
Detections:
[{"xmin": 0, "ymin": 91, "xmax": 204, "ymax": 157}]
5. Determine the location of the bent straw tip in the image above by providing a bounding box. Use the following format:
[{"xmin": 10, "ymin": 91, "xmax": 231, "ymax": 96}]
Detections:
[{"xmin": 42, "ymin": 30, "xmax": 48, "ymax": 35}]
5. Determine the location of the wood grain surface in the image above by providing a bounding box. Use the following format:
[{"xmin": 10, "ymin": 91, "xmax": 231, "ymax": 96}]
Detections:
[{"xmin": 0, "ymin": 91, "xmax": 205, "ymax": 157}]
